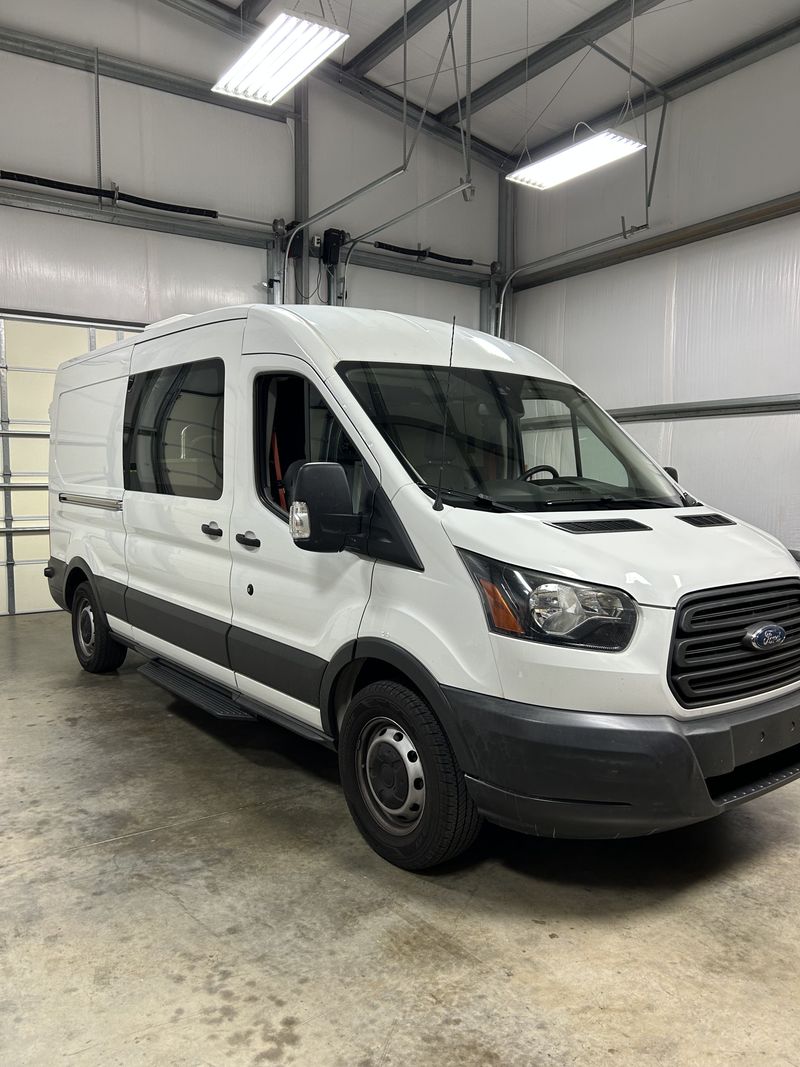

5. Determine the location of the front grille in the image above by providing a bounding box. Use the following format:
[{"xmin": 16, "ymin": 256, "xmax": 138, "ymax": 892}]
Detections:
[
  {"xmin": 548, "ymin": 519, "xmax": 651, "ymax": 534},
  {"xmin": 670, "ymin": 579, "xmax": 800, "ymax": 707},
  {"xmin": 677, "ymin": 513, "xmax": 736, "ymax": 528}
]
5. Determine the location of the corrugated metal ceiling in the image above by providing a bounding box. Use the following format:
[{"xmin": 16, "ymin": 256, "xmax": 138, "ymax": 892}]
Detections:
[{"xmin": 213, "ymin": 1, "xmax": 799, "ymax": 161}]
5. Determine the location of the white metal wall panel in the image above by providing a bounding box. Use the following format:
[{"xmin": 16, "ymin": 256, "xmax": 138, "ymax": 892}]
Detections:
[
  {"xmin": 98, "ymin": 77, "xmax": 293, "ymax": 223},
  {"xmin": 342, "ymin": 268, "xmax": 481, "ymax": 329},
  {"xmin": 626, "ymin": 415, "xmax": 800, "ymax": 550},
  {"xmin": 0, "ymin": 207, "xmax": 267, "ymax": 322},
  {"xmin": 0, "ymin": 53, "xmax": 96, "ymax": 188},
  {"xmin": 308, "ymin": 82, "xmax": 499, "ymax": 265},
  {"xmin": 514, "ymin": 280, "xmax": 567, "ymax": 371},
  {"xmin": 516, "ymin": 215, "xmax": 800, "ymax": 409},
  {"xmin": 0, "ymin": 52, "xmax": 292, "ymax": 224},
  {"xmin": 533, "ymin": 251, "xmax": 679, "ymax": 409},
  {"xmin": 514, "ymin": 43, "xmax": 800, "ymax": 266},
  {"xmin": 511, "ymin": 44, "xmax": 800, "ymax": 550},
  {"xmin": 515, "ymin": 216, "xmax": 800, "ymax": 546},
  {"xmin": 670, "ymin": 219, "xmax": 800, "ymax": 404}
]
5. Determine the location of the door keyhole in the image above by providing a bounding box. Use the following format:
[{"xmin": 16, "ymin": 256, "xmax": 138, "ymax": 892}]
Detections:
[{"xmin": 247, "ymin": 584, "xmax": 254, "ymax": 596}]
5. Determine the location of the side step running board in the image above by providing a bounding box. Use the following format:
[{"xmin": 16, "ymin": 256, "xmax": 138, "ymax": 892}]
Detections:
[
  {"xmin": 140, "ymin": 659, "xmax": 258, "ymax": 720},
  {"xmin": 138, "ymin": 657, "xmax": 336, "ymax": 749}
]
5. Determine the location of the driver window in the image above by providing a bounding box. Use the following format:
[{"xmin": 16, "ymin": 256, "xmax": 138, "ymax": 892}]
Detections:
[
  {"xmin": 255, "ymin": 373, "xmax": 367, "ymax": 516},
  {"xmin": 520, "ymin": 398, "xmax": 577, "ymax": 476},
  {"xmin": 577, "ymin": 424, "xmax": 628, "ymax": 486}
]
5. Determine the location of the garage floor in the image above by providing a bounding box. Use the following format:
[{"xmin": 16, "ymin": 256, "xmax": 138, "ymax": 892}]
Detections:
[{"xmin": 2, "ymin": 613, "xmax": 800, "ymax": 1066}]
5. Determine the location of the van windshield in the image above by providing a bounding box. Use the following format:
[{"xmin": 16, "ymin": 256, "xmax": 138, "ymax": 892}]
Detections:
[{"xmin": 339, "ymin": 362, "xmax": 686, "ymax": 512}]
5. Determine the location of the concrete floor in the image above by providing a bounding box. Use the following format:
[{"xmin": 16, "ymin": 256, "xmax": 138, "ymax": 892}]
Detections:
[{"xmin": 2, "ymin": 614, "xmax": 800, "ymax": 1067}]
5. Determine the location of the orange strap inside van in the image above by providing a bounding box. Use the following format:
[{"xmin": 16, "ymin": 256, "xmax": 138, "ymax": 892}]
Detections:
[{"xmin": 271, "ymin": 432, "xmax": 287, "ymax": 511}]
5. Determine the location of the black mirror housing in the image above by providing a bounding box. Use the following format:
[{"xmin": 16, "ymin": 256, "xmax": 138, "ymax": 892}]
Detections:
[
  {"xmin": 664, "ymin": 465, "xmax": 679, "ymax": 482},
  {"xmin": 290, "ymin": 462, "xmax": 360, "ymax": 552}
]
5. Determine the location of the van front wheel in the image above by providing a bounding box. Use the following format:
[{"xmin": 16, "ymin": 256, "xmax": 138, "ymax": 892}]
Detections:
[
  {"xmin": 71, "ymin": 581, "xmax": 127, "ymax": 674},
  {"xmin": 339, "ymin": 681, "xmax": 482, "ymax": 870}
]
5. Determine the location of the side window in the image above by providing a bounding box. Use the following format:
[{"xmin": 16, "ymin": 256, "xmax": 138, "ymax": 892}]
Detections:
[
  {"xmin": 255, "ymin": 373, "xmax": 366, "ymax": 516},
  {"xmin": 576, "ymin": 424, "xmax": 629, "ymax": 486},
  {"xmin": 123, "ymin": 358, "xmax": 225, "ymax": 500},
  {"xmin": 520, "ymin": 398, "xmax": 578, "ymax": 476}
]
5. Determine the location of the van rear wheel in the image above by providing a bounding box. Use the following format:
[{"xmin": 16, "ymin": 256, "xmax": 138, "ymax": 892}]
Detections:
[
  {"xmin": 71, "ymin": 581, "xmax": 127, "ymax": 674},
  {"xmin": 339, "ymin": 681, "xmax": 482, "ymax": 870}
]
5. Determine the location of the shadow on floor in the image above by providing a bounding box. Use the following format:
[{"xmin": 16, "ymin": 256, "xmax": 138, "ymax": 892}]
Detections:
[
  {"xmin": 163, "ymin": 693, "xmax": 341, "ymax": 784},
  {"xmin": 160, "ymin": 688, "xmax": 783, "ymax": 906}
]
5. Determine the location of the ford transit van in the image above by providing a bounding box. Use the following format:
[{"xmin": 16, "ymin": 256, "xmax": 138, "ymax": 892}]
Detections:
[{"xmin": 46, "ymin": 305, "xmax": 800, "ymax": 869}]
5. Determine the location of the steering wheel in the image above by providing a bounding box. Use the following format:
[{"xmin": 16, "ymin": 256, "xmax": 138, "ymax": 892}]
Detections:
[{"xmin": 522, "ymin": 464, "xmax": 559, "ymax": 481}]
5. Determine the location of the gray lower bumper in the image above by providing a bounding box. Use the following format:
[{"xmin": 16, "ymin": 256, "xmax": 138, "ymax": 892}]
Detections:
[{"xmin": 437, "ymin": 686, "xmax": 800, "ymax": 838}]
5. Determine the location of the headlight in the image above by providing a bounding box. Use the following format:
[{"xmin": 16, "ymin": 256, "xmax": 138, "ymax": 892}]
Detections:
[{"xmin": 460, "ymin": 550, "xmax": 638, "ymax": 651}]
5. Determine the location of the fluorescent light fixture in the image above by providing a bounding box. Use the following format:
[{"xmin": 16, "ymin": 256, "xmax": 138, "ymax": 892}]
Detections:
[
  {"xmin": 506, "ymin": 129, "xmax": 646, "ymax": 190},
  {"xmin": 212, "ymin": 10, "xmax": 349, "ymax": 106}
]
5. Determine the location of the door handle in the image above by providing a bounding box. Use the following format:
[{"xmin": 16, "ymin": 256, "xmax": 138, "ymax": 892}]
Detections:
[
  {"xmin": 201, "ymin": 522, "xmax": 223, "ymax": 539},
  {"xmin": 235, "ymin": 532, "xmax": 261, "ymax": 549}
]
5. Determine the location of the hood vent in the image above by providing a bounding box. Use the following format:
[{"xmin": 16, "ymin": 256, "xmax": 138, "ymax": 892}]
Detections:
[
  {"xmin": 677, "ymin": 513, "xmax": 736, "ymax": 528},
  {"xmin": 547, "ymin": 518, "xmax": 652, "ymax": 534}
]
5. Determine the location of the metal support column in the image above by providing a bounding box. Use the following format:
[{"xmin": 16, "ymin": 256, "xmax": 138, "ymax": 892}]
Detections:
[
  {"xmin": 293, "ymin": 80, "xmax": 310, "ymax": 303},
  {"xmin": 265, "ymin": 239, "xmax": 283, "ymax": 304},
  {"xmin": 478, "ymin": 284, "xmax": 492, "ymax": 333},
  {"xmin": 94, "ymin": 48, "xmax": 103, "ymax": 208},
  {"xmin": 495, "ymin": 176, "xmax": 514, "ymax": 336},
  {"xmin": 0, "ymin": 320, "xmax": 14, "ymax": 615}
]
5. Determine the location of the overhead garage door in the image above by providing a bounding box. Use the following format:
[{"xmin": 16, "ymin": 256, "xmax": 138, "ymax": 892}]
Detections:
[{"xmin": 0, "ymin": 316, "xmax": 140, "ymax": 615}]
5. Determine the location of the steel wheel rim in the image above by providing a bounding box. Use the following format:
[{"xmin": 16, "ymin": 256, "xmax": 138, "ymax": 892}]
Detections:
[
  {"xmin": 356, "ymin": 716, "xmax": 426, "ymax": 836},
  {"xmin": 77, "ymin": 598, "xmax": 96, "ymax": 658}
]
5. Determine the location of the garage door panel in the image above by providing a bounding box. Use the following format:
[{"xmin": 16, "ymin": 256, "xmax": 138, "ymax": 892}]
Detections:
[
  {"xmin": 12, "ymin": 562, "xmax": 55, "ymax": 614},
  {"xmin": 1, "ymin": 315, "xmax": 140, "ymax": 616},
  {"xmin": 6, "ymin": 370, "xmax": 56, "ymax": 423},
  {"xmin": 4, "ymin": 320, "xmax": 90, "ymax": 369},
  {"xmin": 9, "ymin": 437, "xmax": 50, "ymax": 474}
]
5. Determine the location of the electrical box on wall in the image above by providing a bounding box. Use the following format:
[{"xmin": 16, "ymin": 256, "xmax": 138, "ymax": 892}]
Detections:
[{"xmin": 322, "ymin": 228, "xmax": 347, "ymax": 266}]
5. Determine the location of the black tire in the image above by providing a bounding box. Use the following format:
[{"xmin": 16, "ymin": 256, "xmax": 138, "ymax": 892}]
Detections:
[
  {"xmin": 70, "ymin": 581, "xmax": 127, "ymax": 674},
  {"xmin": 339, "ymin": 681, "xmax": 482, "ymax": 870}
]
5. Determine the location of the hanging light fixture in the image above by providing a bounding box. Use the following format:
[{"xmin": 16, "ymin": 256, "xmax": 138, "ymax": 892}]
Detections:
[
  {"xmin": 213, "ymin": 10, "xmax": 349, "ymax": 107},
  {"xmin": 506, "ymin": 129, "xmax": 645, "ymax": 190}
]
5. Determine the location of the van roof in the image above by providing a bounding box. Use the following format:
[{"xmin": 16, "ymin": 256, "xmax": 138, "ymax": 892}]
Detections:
[
  {"xmin": 57, "ymin": 305, "xmax": 569, "ymax": 384},
  {"xmin": 244, "ymin": 305, "xmax": 570, "ymax": 382}
]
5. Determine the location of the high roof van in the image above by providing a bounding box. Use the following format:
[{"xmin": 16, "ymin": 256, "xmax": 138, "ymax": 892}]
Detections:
[{"xmin": 46, "ymin": 305, "xmax": 800, "ymax": 869}]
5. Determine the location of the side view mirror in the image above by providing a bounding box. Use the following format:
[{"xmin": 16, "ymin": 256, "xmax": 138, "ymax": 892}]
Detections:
[
  {"xmin": 664, "ymin": 465, "xmax": 679, "ymax": 482},
  {"xmin": 289, "ymin": 462, "xmax": 361, "ymax": 552}
]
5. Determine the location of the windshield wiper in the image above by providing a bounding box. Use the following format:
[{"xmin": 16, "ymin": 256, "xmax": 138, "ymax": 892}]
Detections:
[
  {"xmin": 594, "ymin": 496, "xmax": 675, "ymax": 509},
  {"xmin": 417, "ymin": 484, "xmax": 518, "ymax": 512}
]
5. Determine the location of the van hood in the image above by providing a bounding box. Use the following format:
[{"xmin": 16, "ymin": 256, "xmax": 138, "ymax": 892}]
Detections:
[{"xmin": 441, "ymin": 506, "xmax": 798, "ymax": 608}]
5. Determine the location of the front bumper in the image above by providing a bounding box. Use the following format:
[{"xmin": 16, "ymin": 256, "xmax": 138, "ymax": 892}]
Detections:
[{"xmin": 439, "ymin": 685, "xmax": 800, "ymax": 838}]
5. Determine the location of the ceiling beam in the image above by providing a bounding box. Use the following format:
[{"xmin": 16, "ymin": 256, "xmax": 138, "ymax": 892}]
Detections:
[
  {"xmin": 314, "ymin": 63, "xmax": 509, "ymax": 170},
  {"xmin": 0, "ymin": 25, "xmax": 293, "ymax": 122},
  {"xmin": 237, "ymin": 0, "xmax": 277, "ymax": 21},
  {"xmin": 345, "ymin": 0, "xmax": 453, "ymax": 78},
  {"xmin": 436, "ymin": 0, "xmax": 665, "ymax": 127},
  {"xmin": 156, "ymin": 0, "xmax": 251, "ymax": 36},
  {"xmin": 526, "ymin": 13, "xmax": 800, "ymax": 163},
  {"xmin": 151, "ymin": 0, "xmax": 509, "ymax": 170}
]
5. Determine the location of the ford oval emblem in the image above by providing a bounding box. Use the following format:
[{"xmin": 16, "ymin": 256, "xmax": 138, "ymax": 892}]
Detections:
[{"xmin": 744, "ymin": 622, "xmax": 787, "ymax": 651}]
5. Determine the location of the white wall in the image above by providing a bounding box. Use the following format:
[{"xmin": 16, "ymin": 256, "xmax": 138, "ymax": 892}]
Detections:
[
  {"xmin": 512, "ymin": 43, "xmax": 800, "ymax": 547},
  {"xmin": 0, "ymin": 0, "xmax": 494, "ymax": 325},
  {"xmin": 308, "ymin": 81, "xmax": 498, "ymax": 264}
]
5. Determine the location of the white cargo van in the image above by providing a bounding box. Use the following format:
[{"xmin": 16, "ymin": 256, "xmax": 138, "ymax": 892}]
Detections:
[{"xmin": 47, "ymin": 305, "xmax": 800, "ymax": 869}]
